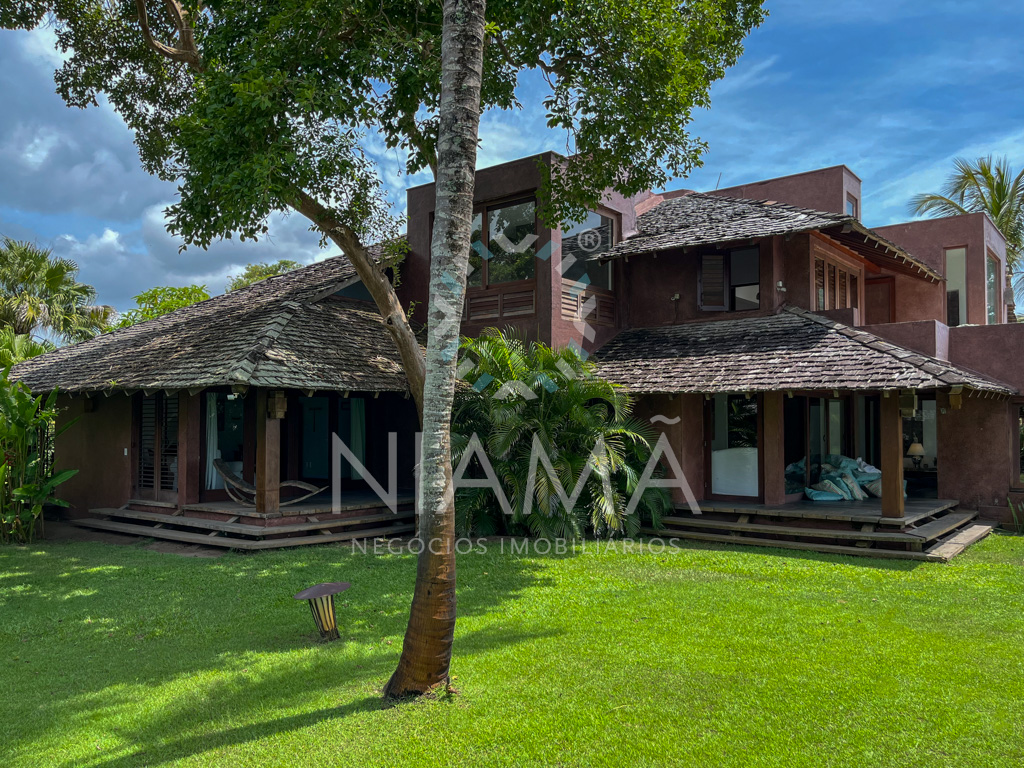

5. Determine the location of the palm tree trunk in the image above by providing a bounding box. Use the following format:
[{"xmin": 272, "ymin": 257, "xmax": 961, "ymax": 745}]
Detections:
[{"xmin": 383, "ymin": 0, "xmax": 486, "ymax": 698}]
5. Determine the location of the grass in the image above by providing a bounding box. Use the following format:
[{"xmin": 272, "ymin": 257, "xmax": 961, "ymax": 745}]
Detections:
[{"xmin": 1, "ymin": 533, "xmax": 1023, "ymax": 767}]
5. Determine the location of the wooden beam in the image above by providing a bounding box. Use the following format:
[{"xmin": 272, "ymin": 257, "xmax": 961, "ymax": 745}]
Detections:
[
  {"xmin": 880, "ymin": 394, "xmax": 905, "ymax": 518},
  {"xmin": 177, "ymin": 391, "xmax": 202, "ymax": 507},
  {"xmin": 255, "ymin": 389, "xmax": 281, "ymax": 516},
  {"xmin": 810, "ymin": 230, "xmax": 882, "ymax": 274},
  {"xmin": 762, "ymin": 392, "xmax": 787, "ymax": 506}
]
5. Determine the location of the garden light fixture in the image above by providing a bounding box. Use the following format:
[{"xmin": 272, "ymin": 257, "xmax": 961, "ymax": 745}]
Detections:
[{"xmin": 294, "ymin": 582, "xmax": 350, "ymax": 641}]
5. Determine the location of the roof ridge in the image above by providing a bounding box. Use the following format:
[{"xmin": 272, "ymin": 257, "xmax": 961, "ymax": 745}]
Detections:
[
  {"xmin": 689, "ymin": 191, "xmax": 850, "ymax": 221},
  {"xmin": 225, "ymin": 300, "xmax": 303, "ymax": 384},
  {"xmin": 782, "ymin": 305, "xmax": 1015, "ymax": 392}
]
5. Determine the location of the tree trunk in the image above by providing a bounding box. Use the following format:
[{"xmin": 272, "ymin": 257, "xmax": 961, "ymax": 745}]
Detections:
[{"xmin": 383, "ymin": 0, "xmax": 486, "ymax": 698}]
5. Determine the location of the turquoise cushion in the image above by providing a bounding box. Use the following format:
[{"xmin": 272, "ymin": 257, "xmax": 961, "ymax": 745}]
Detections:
[{"xmin": 805, "ymin": 486, "xmax": 844, "ymax": 502}]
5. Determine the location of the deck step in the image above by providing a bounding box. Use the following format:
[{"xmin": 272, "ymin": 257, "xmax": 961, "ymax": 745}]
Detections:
[
  {"xmin": 642, "ymin": 527, "xmax": 942, "ymax": 561},
  {"xmin": 89, "ymin": 507, "xmax": 413, "ymax": 537},
  {"xmin": 72, "ymin": 517, "xmax": 414, "ymax": 550},
  {"xmin": 659, "ymin": 515, "xmax": 920, "ymax": 543},
  {"xmin": 126, "ymin": 499, "xmax": 178, "ymax": 509},
  {"xmin": 925, "ymin": 522, "xmax": 995, "ymax": 562},
  {"xmin": 906, "ymin": 510, "xmax": 977, "ymax": 541}
]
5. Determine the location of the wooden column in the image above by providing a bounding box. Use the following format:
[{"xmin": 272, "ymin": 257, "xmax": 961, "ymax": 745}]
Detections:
[
  {"xmin": 177, "ymin": 391, "xmax": 202, "ymax": 507},
  {"xmin": 762, "ymin": 391, "xmax": 787, "ymax": 506},
  {"xmin": 255, "ymin": 389, "xmax": 281, "ymax": 516},
  {"xmin": 880, "ymin": 393, "xmax": 905, "ymax": 518}
]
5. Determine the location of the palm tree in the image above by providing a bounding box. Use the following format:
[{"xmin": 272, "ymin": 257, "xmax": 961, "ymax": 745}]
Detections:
[
  {"xmin": 453, "ymin": 329, "xmax": 670, "ymax": 539},
  {"xmin": 0, "ymin": 327, "xmax": 54, "ymax": 367},
  {"xmin": 910, "ymin": 156, "xmax": 1024, "ymax": 303},
  {"xmin": 0, "ymin": 239, "xmax": 114, "ymax": 344}
]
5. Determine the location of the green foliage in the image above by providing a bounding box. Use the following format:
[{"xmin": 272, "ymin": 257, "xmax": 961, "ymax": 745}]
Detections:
[
  {"xmin": 453, "ymin": 329, "xmax": 669, "ymax": 539},
  {"xmin": 910, "ymin": 155, "xmax": 1024, "ymax": 301},
  {"xmin": 0, "ymin": 328, "xmax": 54, "ymax": 367},
  {"xmin": 115, "ymin": 284, "xmax": 211, "ymax": 328},
  {"xmin": 0, "ymin": 368, "xmax": 77, "ymax": 544},
  {"xmin": 0, "ymin": 238, "xmax": 113, "ymax": 343},
  {"xmin": 2, "ymin": 0, "xmax": 766, "ymax": 251},
  {"xmin": 225, "ymin": 260, "xmax": 304, "ymax": 291}
]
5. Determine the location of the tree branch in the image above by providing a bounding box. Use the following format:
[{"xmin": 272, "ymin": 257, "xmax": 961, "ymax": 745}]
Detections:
[
  {"xmin": 289, "ymin": 188, "xmax": 427, "ymax": 418},
  {"xmin": 133, "ymin": 0, "xmax": 203, "ymax": 71}
]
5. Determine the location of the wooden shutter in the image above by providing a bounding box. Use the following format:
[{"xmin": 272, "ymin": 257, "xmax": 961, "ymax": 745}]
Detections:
[
  {"xmin": 160, "ymin": 396, "xmax": 179, "ymax": 491},
  {"xmin": 828, "ymin": 264, "xmax": 837, "ymax": 309},
  {"xmin": 814, "ymin": 259, "xmax": 826, "ymax": 311},
  {"xmin": 850, "ymin": 275, "xmax": 859, "ymax": 309},
  {"xmin": 700, "ymin": 254, "xmax": 728, "ymax": 310},
  {"xmin": 138, "ymin": 396, "xmax": 157, "ymax": 490},
  {"xmin": 839, "ymin": 271, "xmax": 848, "ymax": 308}
]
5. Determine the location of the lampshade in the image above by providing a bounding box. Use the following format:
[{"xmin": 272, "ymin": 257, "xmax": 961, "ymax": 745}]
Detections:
[{"xmin": 906, "ymin": 442, "xmax": 926, "ymax": 457}]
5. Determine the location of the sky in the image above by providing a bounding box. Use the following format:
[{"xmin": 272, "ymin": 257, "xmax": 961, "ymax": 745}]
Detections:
[{"xmin": 1, "ymin": 1, "xmax": 1022, "ymax": 313}]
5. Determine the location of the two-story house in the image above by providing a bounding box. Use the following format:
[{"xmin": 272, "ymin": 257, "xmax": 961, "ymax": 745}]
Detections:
[{"xmin": 14, "ymin": 152, "xmax": 1023, "ymax": 558}]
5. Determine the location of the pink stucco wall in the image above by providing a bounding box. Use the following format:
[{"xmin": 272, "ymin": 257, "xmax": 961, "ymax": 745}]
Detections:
[
  {"xmin": 709, "ymin": 165, "xmax": 861, "ymax": 216},
  {"xmin": 54, "ymin": 395, "xmax": 133, "ymax": 515}
]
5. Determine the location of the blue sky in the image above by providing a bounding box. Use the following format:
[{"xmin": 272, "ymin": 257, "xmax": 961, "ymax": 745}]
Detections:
[{"xmin": 1, "ymin": 0, "xmax": 1022, "ymax": 311}]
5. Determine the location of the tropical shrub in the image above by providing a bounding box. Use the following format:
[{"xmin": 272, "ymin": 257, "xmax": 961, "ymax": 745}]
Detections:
[
  {"xmin": 453, "ymin": 329, "xmax": 670, "ymax": 539},
  {"xmin": 0, "ymin": 327, "xmax": 54, "ymax": 366},
  {"xmin": 0, "ymin": 368, "xmax": 77, "ymax": 544}
]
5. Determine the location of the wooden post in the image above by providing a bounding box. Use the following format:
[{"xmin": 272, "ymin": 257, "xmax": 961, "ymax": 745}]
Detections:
[
  {"xmin": 762, "ymin": 391, "xmax": 786, "ymax": 506},
  {"xmin": 255, "ymin": 389, "xmax": 281, "ymax": 515},
  {"xmin": 880, "ymin": 393, "xmax": 905, "ymax": 518},
  {"xmin": 177, "ymin": 391, "xmax": 202, "ymax": 507}
]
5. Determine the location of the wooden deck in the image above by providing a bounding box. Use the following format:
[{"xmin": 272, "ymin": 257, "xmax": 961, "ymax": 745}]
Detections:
[
  {"xmin": 690, "ymin": 498, "xmax": 960, "ymax": 526},
  {"xmin": 71, "ymin": 491, "xmax": 417, "ymax": 550},
  {"xmin": 645, "ymin": 497, "xmax": 994, "ymax": 562},
  {"xmin": 181, "ymin": 491, "xmax": 416, "ymax": 519}
]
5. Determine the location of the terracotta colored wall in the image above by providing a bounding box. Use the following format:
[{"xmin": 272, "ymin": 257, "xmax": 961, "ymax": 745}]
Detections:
[
  {"xmin": 948, "ymin": 324, "xmax": 1024, "ymax": 392},
  {"xmin": 937, "ymin": 394, "xmax": 1014, "ymax": 519},
  {"xmin": 53, "ymin": 394, "xmax": 133, "ymax": 515},
  {"xmin": 621, "ymin": 238, "xmax": 781, "ymax": 330},
  {"xmin": 709, "ymin": 165, "xmax": 861, "ymax": 216},
  {"xmin": 400, "ymin": 153, "xmax": 555, "ymax": 341},
  {"xmin": 863, "ymin": 320, "xmax": 949, "ymax": 360},
  {"xmin": 874, "ymin": 213, "xmax": 1006, "ymax": 326},
  {"xmin": 632, "ymin": 393, "xmax": 704, "ymax": 505}
]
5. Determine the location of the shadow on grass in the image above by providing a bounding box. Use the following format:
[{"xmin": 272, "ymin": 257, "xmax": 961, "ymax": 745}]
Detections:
[
  {"xmin": 0, "ymin": 539, "xmax": 567, "ymax": 766},
  {"xmin": 657, "ymin": 536, "xmax": 926, "ymax": 571}
]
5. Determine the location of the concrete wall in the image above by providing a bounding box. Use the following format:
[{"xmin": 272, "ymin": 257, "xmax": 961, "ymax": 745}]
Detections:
[
  {"xmin": 948, "ymin": 324, "xmax": 1024, "ymax": 392},
  {"xmin": 937, "ymin": 394, "xmax": 1015, "ymax": 521},
  {"xmin": 708, "ymin": 165, "xmax": 861, "ymax": 216},
  {"xmin": 53, "ymin": 394, "xmax": 133, "ymax": 515},
  {"xmin": 632, "ymin": 393, "xmax": 704, "ymax": 505},
  {"xmin": 863, "ymin": 320, "xmax": 950, "ymax": 360},
  {"xmin": 874, "ymin": 212, "xmax": 1006, "ymax": 326}
]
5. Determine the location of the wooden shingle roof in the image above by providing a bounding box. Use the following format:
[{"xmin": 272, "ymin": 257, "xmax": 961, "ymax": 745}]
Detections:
[
  {"xmin": 594, "ymin": 306, "xmax": 1014, "ymax": 395},
  {"xmin": 11, "ymin": 255, "xmax": 411, "ymax": 395},
  {"xmin": 590, "ymin": 193, "xmax": 941, "ymax": 281}
]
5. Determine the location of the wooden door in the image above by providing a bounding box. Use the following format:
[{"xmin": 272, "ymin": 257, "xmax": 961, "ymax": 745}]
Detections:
[{"xmin": 135, "ymin": 393, "xmax": 179, "ymax": 502}]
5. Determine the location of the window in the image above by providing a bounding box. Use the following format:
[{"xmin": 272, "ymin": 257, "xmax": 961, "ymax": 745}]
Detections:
[
  {"xmin": 987, "ymin": 253, "xmax": 1000, "ymax": 324},
  {"xmin": 460, "ymin": 200, "xmax": 537, "ymax": 289},
  {"xmin": 813, "ymin": 245, "xmax": 863, "ymax": 312},
  {"xmin": 700, "ymin": 246, "xmax": 760, "ymax": 311},
  {"xmin": 945, "ymin": 247, "xmax": 967, "ymax": 326},
  {"xmin": 709, "ymin": 394, "xmax": 759, "ymax": 497},
  {"xmin": 846, "ymin": 194, "xmax": 858, "ymax": 218},
  {"xmin": 562, "ymin": 211, "xmax": 615, "ymax": 290},
  {"xmin": 814, "ymin": 258, "xmax": 826, "ymax": 310},
  {"xmin": 485, "ymin": 200, "xmax": 536, "ymax": 284}
]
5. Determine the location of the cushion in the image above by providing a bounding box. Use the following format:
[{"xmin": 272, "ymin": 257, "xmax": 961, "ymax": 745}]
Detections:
[
  {"xmin": 842, "ymin": 472, "xmax": 869, "ymax": 501},
  {"xmin": 805, "ymin": 486, "xmax": 843, "ymax": 502},
  {"xmin": 863, "ymin": 478, "xmax": 883, "ymax": 498}
]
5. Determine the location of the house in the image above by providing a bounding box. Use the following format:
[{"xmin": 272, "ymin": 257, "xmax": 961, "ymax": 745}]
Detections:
[
  {"xmin": 400, "ymin": 154, "xmax": 1024, "ymax": 560},
  {"xmin": 11, "ymin": 255, "xmax": 420, "ymax": 548},
  {"xmin": 14, "ymin": 152, "xmax": 1024, "ymax": 558}
]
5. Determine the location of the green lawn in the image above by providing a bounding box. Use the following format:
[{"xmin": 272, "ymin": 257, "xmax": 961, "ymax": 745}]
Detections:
[{"xmin": 2, "ymin": 534, "xmax": 1023, "ymax": 768}]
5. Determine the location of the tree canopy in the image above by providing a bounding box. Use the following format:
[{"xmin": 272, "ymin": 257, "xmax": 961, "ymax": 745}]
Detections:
[
  {"xmin": 225, "ymin": 260, "xmax": 303, "ymax": 292},
  {"xmin": 0, "ymin": 238, "xmax": 113, "ymax": 344},
  {"xmin": 115, "ymin": 284, "xmax": 211, "ymax": 328}
]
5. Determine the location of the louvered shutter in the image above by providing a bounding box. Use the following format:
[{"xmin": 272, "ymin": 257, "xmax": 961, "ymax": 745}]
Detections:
[{"xmin": 700, "ymin": 254, "xmax": 728, "ymax": 310}]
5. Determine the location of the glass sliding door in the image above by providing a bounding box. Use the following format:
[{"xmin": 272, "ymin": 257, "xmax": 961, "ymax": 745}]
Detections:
[
  {"xmin": 205, "ymin": 392, "xmax": 245, "ymax": 490},
  {"xmin": 709, "ymin": 394, "xmax": 759, "ymax": 497}
]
